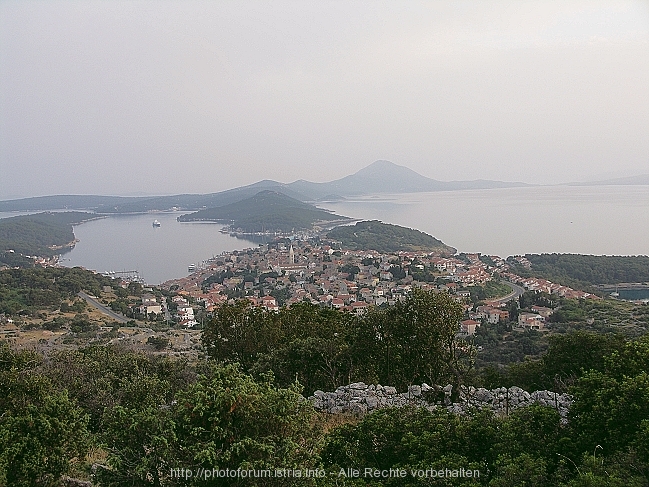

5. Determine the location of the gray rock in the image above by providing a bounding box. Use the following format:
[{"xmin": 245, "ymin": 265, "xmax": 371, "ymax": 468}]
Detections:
[
  {"xmin": 365, "ymin": 396, "xmax": 378, "ymax": 409},
  {"xmin": 349, "ymin": 403, "xmax": 368, "ymax": 415},
  {"xmin": 408, "ymin": 385, "xmax": 422, "ymax": 397},
  {"xmin": 308, "ymin": 382, "xmax": 574, "ymax": 420}
]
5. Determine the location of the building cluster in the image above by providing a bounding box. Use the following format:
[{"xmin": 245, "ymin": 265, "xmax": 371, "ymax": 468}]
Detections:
[
  {"xmin": 162, "ymin": 241, "xmax": 497, "ymax": 316},
  {"xmin": 157, "ymin": 240, "xmax": 597, "ymax": 333},
  {"xmin": 499, "ymin": 271, "xmax": 595, "ymax": 300}
]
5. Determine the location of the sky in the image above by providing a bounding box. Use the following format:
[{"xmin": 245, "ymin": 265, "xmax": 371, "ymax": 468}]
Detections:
[{"xmin": 1, "ymin": 1, "xmax": 648, "ymax": 199}]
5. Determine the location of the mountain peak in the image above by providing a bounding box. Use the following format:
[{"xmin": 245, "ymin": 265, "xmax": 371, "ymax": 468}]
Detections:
[{"xmin": 355, "ymin": 160, "xmax": 418, "ymax": 175}]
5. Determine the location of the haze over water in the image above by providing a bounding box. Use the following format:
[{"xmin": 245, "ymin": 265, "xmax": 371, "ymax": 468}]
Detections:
[
  {"xmin": 321, "ymin": 185, "xmax": 649, "ymax": 258},
  {"xmin": 3, "ymin": 185, "xmax": 645, "ymax": 285}
]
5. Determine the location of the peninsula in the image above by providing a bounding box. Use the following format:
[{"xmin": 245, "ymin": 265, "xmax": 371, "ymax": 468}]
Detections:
[{"xmin": 327, "ymin": 220, "xmax": 455, "ymax": 255}]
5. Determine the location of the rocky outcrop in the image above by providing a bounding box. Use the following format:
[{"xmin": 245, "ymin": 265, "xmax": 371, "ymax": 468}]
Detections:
[{"xmin": 308, "ymin": 382, "xmax": 572, "ymax": 421}]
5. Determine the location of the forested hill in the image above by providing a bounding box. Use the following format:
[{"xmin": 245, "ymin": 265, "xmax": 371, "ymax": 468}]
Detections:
[
  {"xmin": 509, "ymin": 253, "xmax": 649, "ymax": 287},
  {"xmin": 177, "ymin": 191, "xmax": 350, "ymax": 232},
  {"xmin": 0, "ymin": 212, "xmax": 96, "ymax": 262},
  {"xmin": 0, "ymin": 195, "xmax": 139, "ymax": 212},
  {"xmin": 327, "ymin": 220, "xmax": 455, "ymax": 254}
]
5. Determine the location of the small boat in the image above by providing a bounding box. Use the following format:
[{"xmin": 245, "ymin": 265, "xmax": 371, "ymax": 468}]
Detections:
[
  {"xmin": 188, "ymin": 264, "xmax": 196, "ymax": 272},
  {"xmin": 152, "ymin": 220, "xmax": 161, "ymax": 227}
]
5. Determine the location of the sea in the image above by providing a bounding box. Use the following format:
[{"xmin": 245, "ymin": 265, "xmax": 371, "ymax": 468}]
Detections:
[
  {"xmin": 320, "ymin": 185, "xmax": 649, "ymax": 258},
  {"xmin": 1, "ymin": 185, "xmax": 648, "ymax": 285}
]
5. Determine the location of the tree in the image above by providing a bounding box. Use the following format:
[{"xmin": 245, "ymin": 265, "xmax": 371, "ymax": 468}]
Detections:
[
  {"xmin": 365, "ymin": 289, "xmax": 467, "ymax": 394},
  {"xmin": 94, "ymin": 375, "xmax": 177, "ymax": 487},
  {"xmin": 173, "ymin": 364, "xmax": 321, "ymax": 486},
  {"xmin": 0, "ymin": 345, "xmax": 89, "ymax": 486}
]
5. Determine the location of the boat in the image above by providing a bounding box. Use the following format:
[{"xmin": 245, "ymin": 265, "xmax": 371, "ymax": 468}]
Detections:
[
  {"xmin": 188, "ymin": 264, "xmax": 196, "ymax": 272},
  {"xmin": 152, "ymin": 220, "xmax": 161, "ymax": 227}
]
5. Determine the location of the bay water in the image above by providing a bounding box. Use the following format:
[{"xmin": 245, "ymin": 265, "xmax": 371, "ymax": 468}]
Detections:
[
  {"xmin": 62, "ymin": 212, "xmax": 257, "ymax": 285},
  {"xmin": 2, "ymin": 185, "xmax": 648, "ymax": 284}
]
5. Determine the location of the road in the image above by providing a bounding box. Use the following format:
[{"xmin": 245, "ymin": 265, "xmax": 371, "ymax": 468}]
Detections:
[
  {"xmin": 78, "ymin": 291, "xmax": 129, "ymax": 324},
  {"xmin": 491, "ymin": 281, "xmax": 525, "ymax": 306}
]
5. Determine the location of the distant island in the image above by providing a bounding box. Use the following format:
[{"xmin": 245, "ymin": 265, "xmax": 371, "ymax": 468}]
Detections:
[
  {"xmin": 327, "ymin": 220, "xmax": 455, "ymax": 255},
  {"xmin": 0, "ymin": 160, "xmax": 532, "ymax": 213},
  {"xmin": 177, "ymin": 190, "xmax": 352, "ymax": 233}
]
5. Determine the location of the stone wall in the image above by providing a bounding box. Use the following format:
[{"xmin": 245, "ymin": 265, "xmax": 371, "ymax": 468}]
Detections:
[{"xmin": 308, "ymin": 382, "xmax": 572, "ymax": 421}]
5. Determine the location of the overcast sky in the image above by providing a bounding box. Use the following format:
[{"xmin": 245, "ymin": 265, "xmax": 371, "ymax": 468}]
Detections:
[{"xmin": 1, "ymin": 1, "xmax": 648, "ymax": 199}]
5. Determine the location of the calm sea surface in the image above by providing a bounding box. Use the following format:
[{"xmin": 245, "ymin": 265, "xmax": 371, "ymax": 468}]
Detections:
[
  {"xmin": 320, "ymin": 185, "xmax": 649, "ymax": 258},
  {"xmin": 59, "ymin": 212, "xmax": 260, "ymax": 284},
  {"xmin": 2, "ymin": 185, "xmax": 648, "ymax": 284}
]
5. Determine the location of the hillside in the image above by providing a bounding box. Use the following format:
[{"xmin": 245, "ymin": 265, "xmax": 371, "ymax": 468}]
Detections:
[
  {"xmin": 327, "ymin": 220, "xmax": 455, "ymax": 254},
  {"xmin": 288, "ymin": 160, "xmax": 532, "ymax": 199},
  {"xmin": 0, "ymin": 161, "xmax": 531, "ymax": 213},
  {"xmin": 95, "ymin": 181, "xmax": 310, "ymax": 213},
  {"xmin": 570, "ymin": 174, "xmax": 649, "ymax": 186},
  {"xmin": 0, "ymin": 195, "xmax": 139, "ymax": 212},
  {"xmin": 507, "ymin": 253, "xmax": 649, "ymax": 289},
  {"xmin": 0, "ymin": 212, "xmax": 96, "ymax": 261},
  {"xmin": 177, "ymin": 191, "xmax": 350, "ymax": 232}
]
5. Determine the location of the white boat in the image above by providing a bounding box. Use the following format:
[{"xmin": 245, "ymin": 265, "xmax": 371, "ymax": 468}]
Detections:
[{"xmin": 152, "ymin": 220, "xmax": 161, "ymax": 227}]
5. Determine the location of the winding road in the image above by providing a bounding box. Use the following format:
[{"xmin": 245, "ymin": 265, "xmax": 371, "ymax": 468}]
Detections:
[
  {"xmin": 77, "ymin": 291, "xmax": 128, "ymax": 323},
  {"xmin": 491, "ymin": 281, "xmax": 526, "ymax": 306}
]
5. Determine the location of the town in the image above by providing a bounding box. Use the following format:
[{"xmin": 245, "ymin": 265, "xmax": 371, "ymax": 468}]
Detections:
[{"xmin": 158, "ymin": 237, "xmax": 598, "ymax": 335}]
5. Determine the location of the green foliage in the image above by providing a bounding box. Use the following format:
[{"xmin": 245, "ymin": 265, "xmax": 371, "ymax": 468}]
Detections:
[
  {"xmin": 0, "ymin": 327, "xmax": 648, "ymax": 485},
  {"xmin": 1, "ymin": 260, "xmax": 649, "ymax": 486},
  {"xmin": 540, "ymin": 333, "xmax": 625, "ymax": 389},
  {"xmin": 147, "ymin": 335, "xmax": 171, "ymax": 350},
  {"xmin": 0, "ymin": 250, "xmax": 34, "ymax": 268},
  {"xmin": 0, "ymin": 344, "xmax": 89, "ymax": 486},
  {"xmin": 174, "ymin": 365, "xmax": 321, "ymax": 486},
  {"xmin": 42, "ymin": 345, "xmax": 192, "ymax": 432},
  {"xmin": 469, "ymin": 280, "xmax": 513, "ymax": 303},
  {"xmin": 510, "ymin": 254, "xmax": 649, "ymax": 288},
  {"xmin": 251, "ymin": 336, "xmax": 353, "ymax": 393},
  {"xmin": 0, "ymin": 266, "xmax": 115, "ymax": 316},
  {"xmin": 519, "ymin": 291, "xmax": 556, "ymax": 310},
  {"xmin": 322, "ymin": 407, "xmax": 484, "ymax": 486},
  {"xmin": 569, "ymin": 371, "xmax": 649, "ymax": 457},
  {"xmin": 203, "ymin": 290, "xmax": 469, "ymax": 394},
  {"xmin": 178, "ymin": 190, "xmax": 347, "ymax": 232},
  {"xmin": 327, "ymin": 220, "xmax": 454, "ymax": 254},
  {"xmin": 493, "ymin": 405, "xmax": 564, "ymax": 469},
  {"xmin": 270, "ymin": 286, "xmax": 292, "ymax": 306},
  {"xmin": 0, "ymin": 211, "xmax": 95, "ymax": 259},
  {"xmin": 362, "ymin": 290, "xmax": 467, "ymax": 393}
]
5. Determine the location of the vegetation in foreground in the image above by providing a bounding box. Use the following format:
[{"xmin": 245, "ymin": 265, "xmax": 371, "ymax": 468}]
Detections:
[
  {"xmin": 1, "ymin": 287, "xmax": 649, "ymax": 486},
  {"xmin": 1, "ymin": 333, "xmax": 649, "ymax": 486}
]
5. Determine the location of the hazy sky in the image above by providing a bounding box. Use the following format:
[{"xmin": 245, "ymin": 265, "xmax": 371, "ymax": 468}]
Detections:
[{"xmin": 1, "ymin": 1, "xmax": 648, "ymax": 199}]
